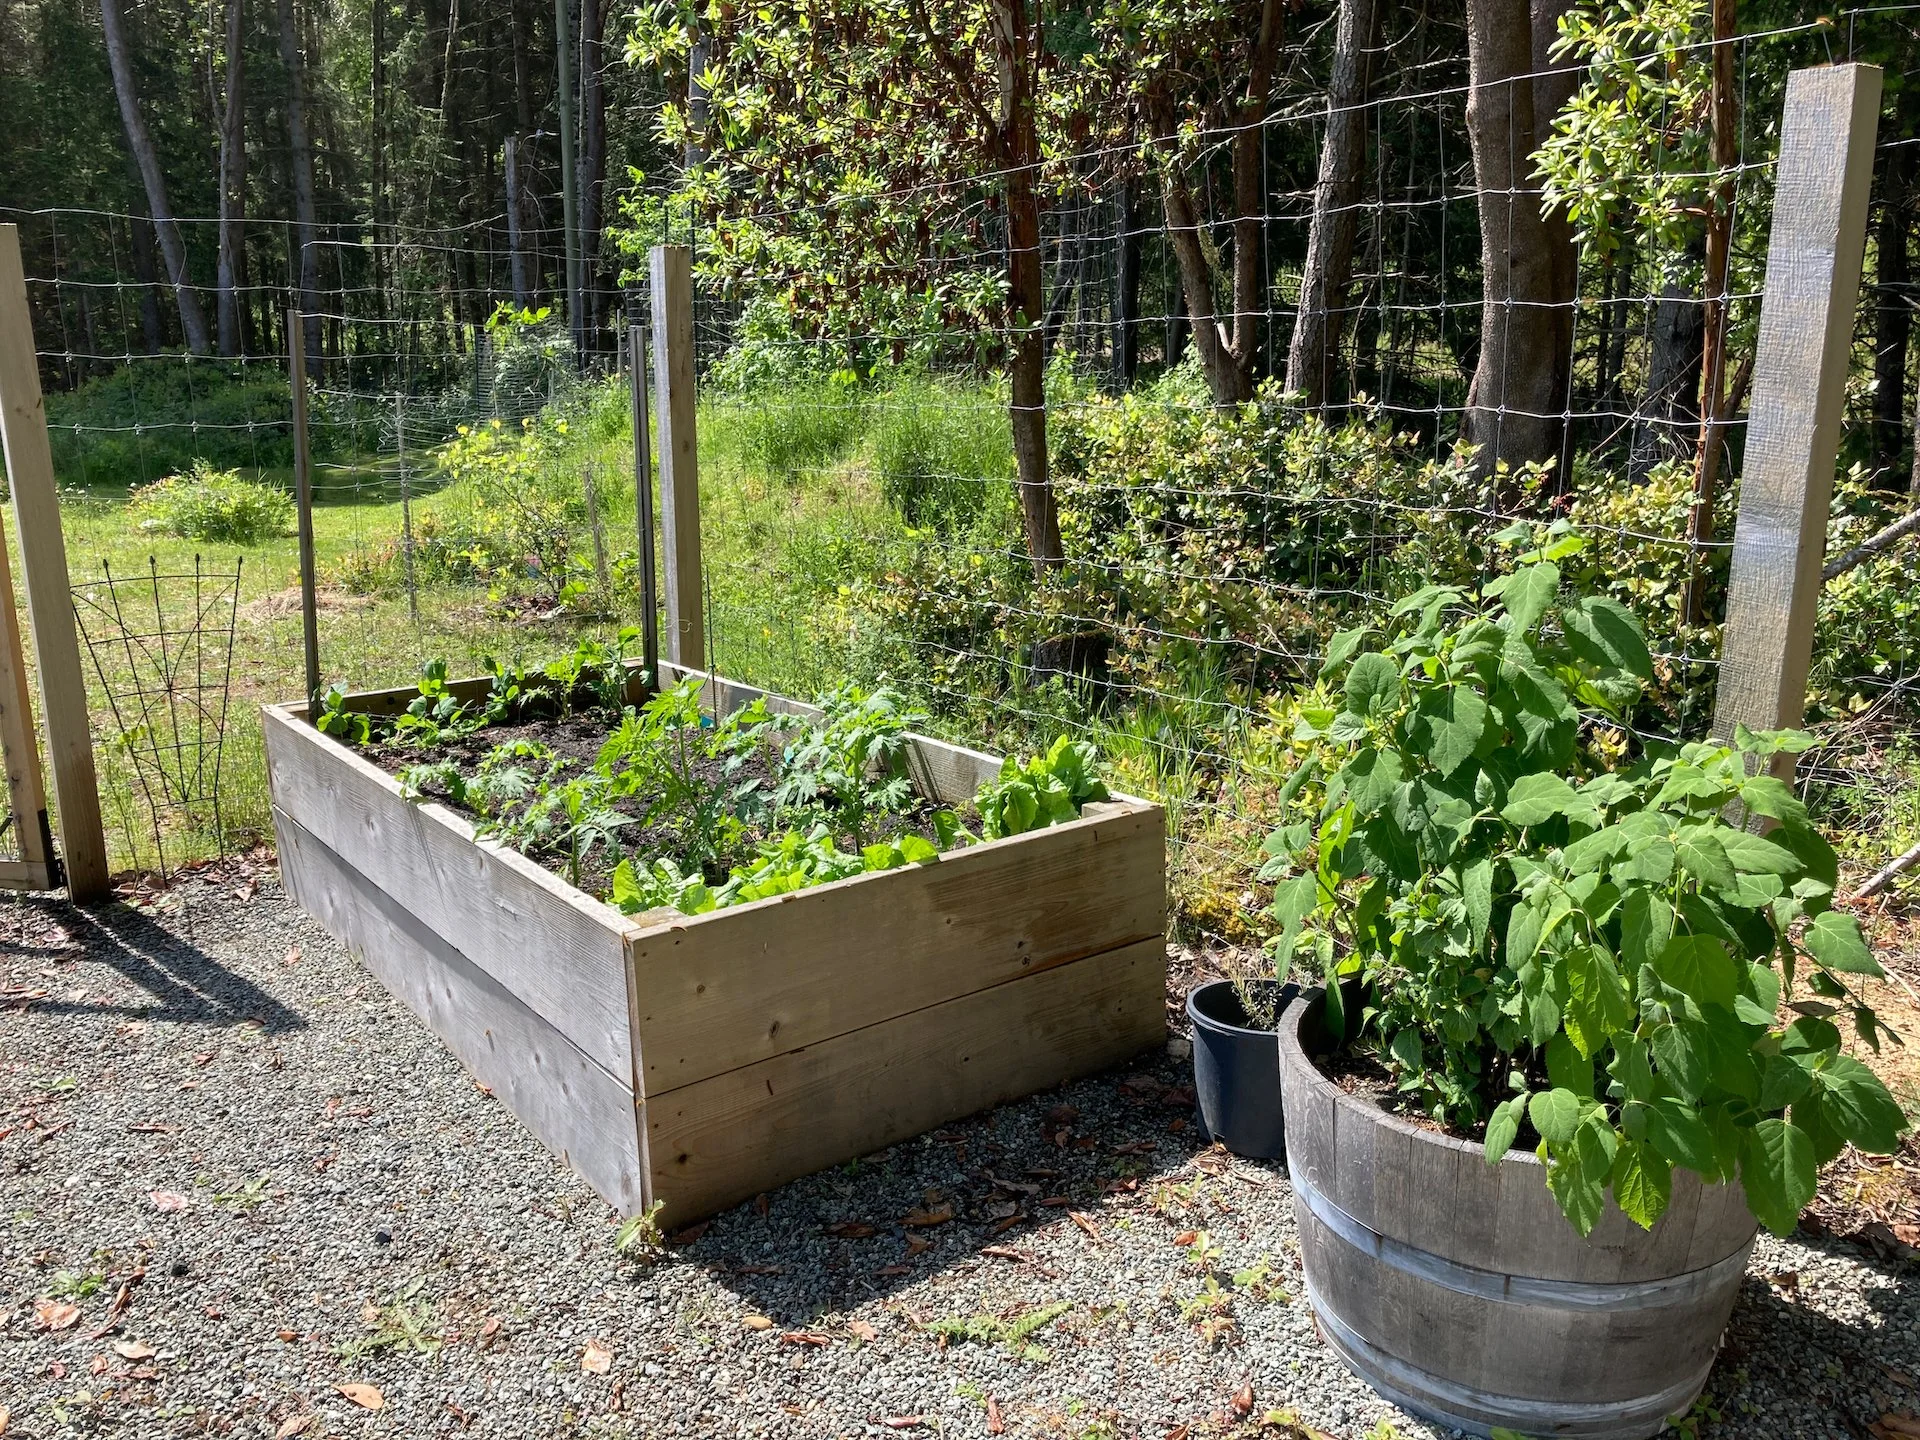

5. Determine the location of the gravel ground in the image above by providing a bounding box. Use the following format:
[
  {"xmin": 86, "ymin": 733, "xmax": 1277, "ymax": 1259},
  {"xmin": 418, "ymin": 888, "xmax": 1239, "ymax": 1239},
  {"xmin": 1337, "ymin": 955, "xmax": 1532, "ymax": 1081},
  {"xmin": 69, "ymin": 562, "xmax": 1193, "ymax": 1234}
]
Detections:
[{"xmin": 2, "ymin": 868, "xmax": 1916, "ymax": 1440}]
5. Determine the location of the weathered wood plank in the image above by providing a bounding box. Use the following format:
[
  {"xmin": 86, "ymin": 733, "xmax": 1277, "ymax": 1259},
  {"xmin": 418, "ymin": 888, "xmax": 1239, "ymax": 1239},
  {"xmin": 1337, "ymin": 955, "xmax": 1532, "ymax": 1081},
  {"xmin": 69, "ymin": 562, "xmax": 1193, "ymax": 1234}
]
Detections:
[
  {"xmin": 642, "ymin": 935, "xmax": 1166, "ymax": 1223},
  {"xmin": 262, "ymin": 704, "xmax": 640, "ymax": 1081},
  {"xmin": 628, "ymin": 804, "xmax": 1164, "ymax": 1092},
  {"xmin": 1711, "ymin": 64, "xmax": 1883, "ymax": 770},
  {"xmin": 650, "ymin": 245, "xmax": 704, "ymax": 670},
  {"xmin": 0, "ymin": 224, "xmax": 108, "ymax": 900},
  {"xmin": 273, "ymin": 805, "xmax": 647, "ymax": 1214}
]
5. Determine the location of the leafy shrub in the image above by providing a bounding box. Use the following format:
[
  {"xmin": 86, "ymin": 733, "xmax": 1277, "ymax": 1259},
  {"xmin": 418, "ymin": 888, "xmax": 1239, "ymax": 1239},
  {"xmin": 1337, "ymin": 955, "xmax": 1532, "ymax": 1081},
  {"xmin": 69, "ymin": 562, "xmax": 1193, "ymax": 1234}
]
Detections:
[
  {"xmin": 1262, "ymin": 533, "xmax": 1907, "ymax": 1237},
  {"xmin": 127, "ymin": 461, "xmax": 293, "ymax": 543},
  {"xmin": 47, "ymin": 361, "xmax": 296, "ymax": 485}
]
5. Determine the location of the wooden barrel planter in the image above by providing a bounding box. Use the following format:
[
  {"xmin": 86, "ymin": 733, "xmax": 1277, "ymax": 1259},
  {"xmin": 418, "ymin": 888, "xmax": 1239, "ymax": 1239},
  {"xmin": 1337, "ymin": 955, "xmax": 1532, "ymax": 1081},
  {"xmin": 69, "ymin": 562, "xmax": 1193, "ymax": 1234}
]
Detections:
[{"xmin": 1277, "ymin": 993, "xmax": 1756, "ymax": 1440}]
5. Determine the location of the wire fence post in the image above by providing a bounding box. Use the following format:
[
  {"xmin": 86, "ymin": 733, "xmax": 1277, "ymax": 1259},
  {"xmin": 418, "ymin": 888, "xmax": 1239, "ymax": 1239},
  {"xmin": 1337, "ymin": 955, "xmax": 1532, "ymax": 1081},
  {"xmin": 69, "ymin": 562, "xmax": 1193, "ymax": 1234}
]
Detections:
[
  {"xmin": 629, "ymin": 320, "xmax": 660, "ymax": 686},
  {"xmin": 395, "ymin": 392, "xmax": 418, "ymax": 622},
  {"xmin": 1710, "ymin": 63, "xmax": 1883, "ymax": 779},
  {"xmin": 288, "ymin": 308, "xmax": 322, "ymax": 712},
  {"xmin": 650, "ymin": 244, "xmax": 704, "ymax": 671},
  {"xmin": 0, "ymin": 222, "xmax": 108, "ymax": 901}
]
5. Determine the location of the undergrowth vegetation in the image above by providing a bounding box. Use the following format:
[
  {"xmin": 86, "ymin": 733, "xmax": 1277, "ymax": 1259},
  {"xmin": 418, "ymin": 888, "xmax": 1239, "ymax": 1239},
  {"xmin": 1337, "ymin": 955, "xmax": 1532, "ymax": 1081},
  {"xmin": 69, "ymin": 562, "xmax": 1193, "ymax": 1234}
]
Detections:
[{"xmin": 128, "ymin": 461, "xmax": 293, "ymax": 544}]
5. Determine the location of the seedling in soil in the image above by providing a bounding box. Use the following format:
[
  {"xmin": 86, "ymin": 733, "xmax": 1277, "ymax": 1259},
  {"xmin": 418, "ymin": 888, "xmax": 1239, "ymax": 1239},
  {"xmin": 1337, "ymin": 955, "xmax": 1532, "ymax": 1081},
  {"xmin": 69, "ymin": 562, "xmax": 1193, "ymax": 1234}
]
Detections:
[
  {"xmin": 926, "ymin": 1300, "xmax": 1072, "ymax": 1363},
  {"xmin": 336, "ymin": 1278, "xmax": 442, "ymax": 1358},
  {"xmin": 211, "ymin": 1176, "xmax": 272, "ymax": 1212},
  {"xmin": 614, "ymin": 1201, "xmax": 667, "ymax": 1258}
]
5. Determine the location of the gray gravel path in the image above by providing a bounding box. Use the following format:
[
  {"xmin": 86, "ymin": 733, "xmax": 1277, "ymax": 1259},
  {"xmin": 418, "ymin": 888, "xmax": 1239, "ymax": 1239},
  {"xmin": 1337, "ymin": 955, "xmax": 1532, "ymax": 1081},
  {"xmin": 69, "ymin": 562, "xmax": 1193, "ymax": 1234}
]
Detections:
[{"xmin": 2, "ymin": 871, "xmax": 1915, "ymax": 1440}]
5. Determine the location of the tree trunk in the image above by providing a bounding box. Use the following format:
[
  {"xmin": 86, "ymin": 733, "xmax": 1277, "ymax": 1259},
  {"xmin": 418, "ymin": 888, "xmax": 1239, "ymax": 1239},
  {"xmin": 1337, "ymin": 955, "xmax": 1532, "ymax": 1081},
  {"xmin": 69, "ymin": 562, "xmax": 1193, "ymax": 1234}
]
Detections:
[
  {"xmin": 687, "ymin": 15, "xmax": 709, "ymax": 169},
  {"xmin": 1156, "ymin": 144, "xmax": 1240, "ymax": 401},
  {"xmin": 506, "ymin": 135, "xmax": 531, "ymax": 306},
  {"xmin": 580, "ymin": 0, "xmax": 607, "ymax": 352},
  {"xmin": 1874, "ymin": 143, "xmax": 1913, "ymax": 485},
  {"xmin": 1532, "ymin": 0, "xmax": 1580, "ymax": 482},
  {"xmin": 100, "ymin": 0, "xmax": 211, "ymax": 354},
  {"xmin": 1683, "ymin": 0, "xmax": 1737, "ymax": 619},
  {"xmin": 1112, "ymin": 182, "xmax": 1140, "ymax": 389},
  {"xmin": 993, "ymin": 0, "xmax": 1062, "ymax": 575},
  {"xmin": 1287, "ymin": 0, "xmax": 1376, "ymax": 409},
  {"xmin": 215, "ymin": 0, "xmax": 247, "ymax": 357},
  {"xmin": 1630, "ymin": 264, "xmax": 1704, "ymax": 483},
  {"xmin": 510, "ymin": 0, "xmax": 535, "ymax": 134},
  {"xmin": 278, "ymin": 0, "xmax": 322, "ymax": 378},
  {"xmin": 1460, "ymin": 0, "xmax": 1562, "ymax": 487}
]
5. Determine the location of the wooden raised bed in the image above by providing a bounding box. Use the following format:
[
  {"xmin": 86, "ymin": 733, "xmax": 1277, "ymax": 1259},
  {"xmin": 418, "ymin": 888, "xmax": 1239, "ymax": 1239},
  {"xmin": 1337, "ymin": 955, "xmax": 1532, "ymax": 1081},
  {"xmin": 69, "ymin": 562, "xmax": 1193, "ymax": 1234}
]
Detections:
[{"xmin": 262, "ymin": 662, "xmax": 1167, "ymax": 1223}]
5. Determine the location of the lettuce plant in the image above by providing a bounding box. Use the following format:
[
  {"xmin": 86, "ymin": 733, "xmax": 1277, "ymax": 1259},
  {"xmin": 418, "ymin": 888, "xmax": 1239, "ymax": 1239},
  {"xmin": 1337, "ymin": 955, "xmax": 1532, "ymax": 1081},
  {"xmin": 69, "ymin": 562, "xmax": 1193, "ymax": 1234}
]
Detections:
[{"xmin": 1264, "ymin": 533, "xmax": 1907, "ymax": 1237}]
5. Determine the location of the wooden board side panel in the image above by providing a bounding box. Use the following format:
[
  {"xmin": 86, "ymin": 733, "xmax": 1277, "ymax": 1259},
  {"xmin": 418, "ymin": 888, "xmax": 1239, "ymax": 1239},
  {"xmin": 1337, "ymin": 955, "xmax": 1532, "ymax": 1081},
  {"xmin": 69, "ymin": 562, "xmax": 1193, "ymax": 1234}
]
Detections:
[
  {"xmin": 273, "ymin": 806, "xmax": 647, "ymax": 1215},
  {"xmin": 643, "ymin": 935, "xmax": 1167, "ymax": 1224},
  {"xmin": 262, "ymin": 705, "xmax": 637, "ymax": 1079},
  {"xmin": 630, "ymin": 805, "xmax": 1166, "ymax": 1091}
]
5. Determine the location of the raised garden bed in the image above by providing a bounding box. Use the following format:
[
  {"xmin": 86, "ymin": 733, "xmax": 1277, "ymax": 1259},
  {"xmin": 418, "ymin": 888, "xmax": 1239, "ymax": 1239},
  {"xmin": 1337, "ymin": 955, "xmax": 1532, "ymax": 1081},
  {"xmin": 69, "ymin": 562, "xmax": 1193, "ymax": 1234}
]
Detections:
[{"xmin": 262, "ymin": 661, "xmax": 1167, "ymax": 1223}]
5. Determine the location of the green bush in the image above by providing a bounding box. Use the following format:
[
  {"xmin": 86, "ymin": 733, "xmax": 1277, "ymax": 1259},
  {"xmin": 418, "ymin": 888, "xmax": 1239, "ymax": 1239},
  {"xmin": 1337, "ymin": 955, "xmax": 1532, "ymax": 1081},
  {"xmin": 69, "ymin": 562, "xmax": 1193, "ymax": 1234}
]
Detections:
[
  {"xmin": 46, "ymin": 360, "xmax": 295, "ymax": 485},
  {"xmin": 127, "ymin": 462, "xmax": 293, "ymax": 543}
]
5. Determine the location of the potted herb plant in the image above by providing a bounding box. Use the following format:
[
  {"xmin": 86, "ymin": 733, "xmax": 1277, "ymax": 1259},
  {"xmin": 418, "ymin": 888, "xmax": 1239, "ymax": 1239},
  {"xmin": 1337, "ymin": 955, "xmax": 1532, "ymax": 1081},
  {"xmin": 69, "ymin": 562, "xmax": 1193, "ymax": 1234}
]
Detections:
[{"xmin": 1264, "ymin": 533, "xmax": 1908, "ymax": 1440}]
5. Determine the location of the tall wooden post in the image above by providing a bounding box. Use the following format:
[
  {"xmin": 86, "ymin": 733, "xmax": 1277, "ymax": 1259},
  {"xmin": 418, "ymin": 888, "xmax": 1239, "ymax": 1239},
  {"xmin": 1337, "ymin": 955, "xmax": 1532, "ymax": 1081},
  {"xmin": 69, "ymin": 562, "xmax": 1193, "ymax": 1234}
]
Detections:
[
  {"xmin": 650, "ymin": 245, "xmax": 704, "ymax": 670},
  {"xmin": 0, "ymin": 224, "xmax": 109, "ymax": 900},
  {"xmin": 288, "ymin": 309, "xmax": 321, "ymax": 711},
  {"xmin": 1711, "ymin": 64, "xmax": 1883, "ymax": 776},
  {"xmin": 628, "ymin": 321, "xmax": 660, "ymax": 684}
]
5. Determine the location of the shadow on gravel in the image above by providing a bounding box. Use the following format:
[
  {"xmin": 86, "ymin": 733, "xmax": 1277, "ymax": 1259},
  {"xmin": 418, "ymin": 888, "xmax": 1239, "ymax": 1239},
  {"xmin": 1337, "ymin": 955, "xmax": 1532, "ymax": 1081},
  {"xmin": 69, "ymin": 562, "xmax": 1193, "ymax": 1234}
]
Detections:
[
  {"xmin": 5, "ymin": 896, "xmax": 304, "ymax": 1034},
  {"xmin": 672, "ymin": 1051, "xmax": 1260, "ymax": 1327}
]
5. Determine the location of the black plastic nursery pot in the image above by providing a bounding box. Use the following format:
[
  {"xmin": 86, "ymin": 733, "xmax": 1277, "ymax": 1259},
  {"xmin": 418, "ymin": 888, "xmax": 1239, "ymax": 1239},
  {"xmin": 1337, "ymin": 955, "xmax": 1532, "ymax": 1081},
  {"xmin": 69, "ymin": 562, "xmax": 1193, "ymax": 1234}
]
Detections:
[{"xmin": 1185, "ymin": 978, "xmax": 1299, "ymax": 1159}]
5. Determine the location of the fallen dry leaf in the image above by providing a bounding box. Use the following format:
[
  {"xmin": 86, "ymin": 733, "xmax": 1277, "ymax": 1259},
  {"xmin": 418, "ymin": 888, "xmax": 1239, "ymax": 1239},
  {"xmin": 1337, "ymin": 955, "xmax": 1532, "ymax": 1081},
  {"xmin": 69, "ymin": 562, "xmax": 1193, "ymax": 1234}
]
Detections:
[
  {"xmin": 479, "ymin": 1316, "xmax": 503, "ymax": 1347},
  {"xmin": 987, "ymin": 1396, "xmax": 1005, "ymax": 1434},
  {"xmin": 987, "ymin": 1214, "xmax": 1025, "ymax": 1236},
  {"xmin": 34, "ymin": 1299, "xmax": 80, "ymax": 1331},
  {"xmin": 192, "ymin": 1051, "xmax": 217, "ymax": 1067},
  {"xmin": 1231, "ymin": 1382, "xmax": 1254, "ymax": 1416},
  {"xmin": 336, "ymin": 1382, "xmax": 384, "ymax": 1411},
  {"xmin": 902, "ymin": 1204, "xmax": 954, "ymax": 1228},
  {"xmin": 875, "ymin": 1264, "xmax": 913, "ymax": 1276},
  {"xmin": 1044, "ymin": 1104, "xmax": 1079, "ymax": 1126},
  {"xmin": 666, "ymin": 1219, "xmax": 709, "ymax": 1247},
  {"xmin": 282, "ymin": 946, "xmax": 300, "ymax": 965},
  {"xmin": 148, "ymin": 1190, "xmax": 189, "ymax": 1213},
  {"xmin": 826, "ymin": 1221, "xmax": 875, "ymax": 1239},
  {"xmin": 905, "ymin": 1234, "xmax": 932, "ymax": 1256},
  {"xmin": 742, "ymin": 1314, "xmax": 774, "ymax": 1330},
  {"xmin": 274, "ymin": 1415, "xmax": 315, "ymax": 1439},
  {"xmin": 879, "ymin": 1417, "xmax": 926, "ymax": 1430},
  {"xmin": 113, "ymin": 1340, "xmax": 156, "ymax": 1360},
  {"xmin": 1172, "ymin": 1230, "xmax": 1199, "ymax": 1247},
  {"xmin": 981, "ymin": 1246, "xmax": 1032, "ymax": 1264},
  {"xmin": 754, "ymin": 1193, "xmax": 770, "ymax": 1215},
  {"xmin": 581, "ymin": 1339, "xmax": 612, "ymax": 1374},
  {"xmin": 848, "ymin": 1320, "xmax": 879, "ymax": 1343},
  {"xmin": 1873, "ymin": 1416, "xmax": 1920, "ymax": 1439},
  {"xmin": 780, "ymin": 1331, "xmax": 831, "ymax": 1346},
  {"xmin": 88, "ymin": 1355, "xmax": 108, "ymax": 1376},
  {"xmin": 1069, "ymin": 1211, "xmax": 1101, "ymax": 1241},
  {"xmin": 0, "ymin": 1404, "xmax": 9, "ymax": 1435}
]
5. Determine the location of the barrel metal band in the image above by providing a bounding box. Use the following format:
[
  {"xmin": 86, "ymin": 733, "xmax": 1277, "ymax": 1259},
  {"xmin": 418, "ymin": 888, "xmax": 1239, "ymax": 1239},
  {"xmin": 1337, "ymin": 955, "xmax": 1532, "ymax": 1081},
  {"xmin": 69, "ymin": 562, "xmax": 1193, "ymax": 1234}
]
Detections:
[
  {"xmin": 1290, "ymin": 1159, "xmax": 1754, "ymax": 1312},
  {"xmin": 1304, "ymin": 1271, "xmax": 1718, "ymax": 1440}
]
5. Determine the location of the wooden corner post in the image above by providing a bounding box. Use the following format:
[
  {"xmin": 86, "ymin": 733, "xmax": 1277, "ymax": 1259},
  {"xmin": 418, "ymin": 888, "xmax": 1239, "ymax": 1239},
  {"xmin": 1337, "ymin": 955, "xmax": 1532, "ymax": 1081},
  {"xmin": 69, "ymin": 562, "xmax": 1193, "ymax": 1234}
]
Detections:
[
  {"xmin": 0, "ymin": 223, "xmax": 109, "ymax": 901},
  {"xmin": 1711, "ymin": 63, "xmax": 1882, "ymax": 775},
  {"xmin": 650, "ymin": 244, "xmax": 704, "ymax": 670}
]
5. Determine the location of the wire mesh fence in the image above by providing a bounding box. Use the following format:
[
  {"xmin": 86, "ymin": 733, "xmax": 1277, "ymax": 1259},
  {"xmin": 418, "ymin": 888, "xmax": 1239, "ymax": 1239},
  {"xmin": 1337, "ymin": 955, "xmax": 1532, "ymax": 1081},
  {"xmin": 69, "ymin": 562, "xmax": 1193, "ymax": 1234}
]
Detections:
[{"xmin": 2, "ymin": 4, "xmax": 1919, "ymax": 922}]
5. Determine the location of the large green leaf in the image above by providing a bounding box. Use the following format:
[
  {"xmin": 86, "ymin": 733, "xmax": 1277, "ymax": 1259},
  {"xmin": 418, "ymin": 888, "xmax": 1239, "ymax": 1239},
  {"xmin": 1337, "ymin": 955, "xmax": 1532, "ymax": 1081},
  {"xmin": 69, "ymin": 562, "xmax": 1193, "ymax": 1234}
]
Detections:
[
  {"xmin": 1564, "ymin": 945, "xmax": 1632, "ymax": 1059},
  {"xmin": 1652, "ymin": 934, "xmax": 1738, "ymax": 1009},
  {"xmin": 1650, "ymin": 1021, "xmax": 1711, "ymax": 1102},
  {"xmin": 1341, "ymin": 747, "xmax": 1404, "ymax": 815},
  {"xmin": 1416, "ymin": 685, "xmax": 1487, "ymax": 777},
  {"xmin": 1529, "ymin": 1087, "xmax": 1581, "ymax": 1145},
  {"xmin": 1809, "ymin": 1054, "xmax": 1908, "ymax": 1153},
  {"xmin": 1673, "ymin": 827, "xmax": 1737, "ymax": 894},
  {"xmin": 1462, "ymin": 854, "xmax": 1494, "ymax": 952},
  {"xmin": 1545, "ymin": 1114, "xmax": 1618, "ymax": 1237},
  {"xmin": 1343, "ymin": 652, "xmax": 1401, "ymax": 718},
  {"xmin": 1642, "ymin": 1094, "xmax": 1717, "ymax": 1173},
  {"xmin": 1740, "ymin": 1119, "xmax": 1816, "ymax": 1236},
  {"xmin": 1619, "ymin": 888, "xmax": 1674, "ymax": 971},
  {"xmin": 1610, "ymin": 1137, "xmax": 1672, "ymax": 1230},
  {"xmin": 1500, "ymin": 562, "xmax": 1561, "ymax": 633},
  {"xmin": 1561, "ymin": 595, "xmax": 1653, "ymax": 681},
  {"xmin": 1801, "ymin": 911, "xmax": 1884, "ymax": 977},
  {"xmin": 1718, "ymin": 829, "xmax": 1802, "ymax": 877},
  {"xmin": 1484, "ymin": 1095, "xmax": 1525, "ymax": 1165},
  {"xmin": 1502, "ymin": 772, "xmax": 1582, "ymax": 827}
]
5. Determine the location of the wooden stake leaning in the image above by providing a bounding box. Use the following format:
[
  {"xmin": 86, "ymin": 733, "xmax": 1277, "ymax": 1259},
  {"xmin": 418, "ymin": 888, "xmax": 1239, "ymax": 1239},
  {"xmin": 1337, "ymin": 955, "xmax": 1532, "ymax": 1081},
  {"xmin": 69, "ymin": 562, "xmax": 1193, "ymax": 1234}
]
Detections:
[
  {"xmin": 0, "ymin": 223, "xmax": 109, "ymax": 900},
  {"xmin": 288, "ymin": 309, "xmax": 322, "ymax": 711},
  {"xmin": 628, "ymin": 321, "xmax": 659, "ymax": 685},
  {"xmin": 1710, "ymin": 64, "xmax": 1883, "ymax": 777}
]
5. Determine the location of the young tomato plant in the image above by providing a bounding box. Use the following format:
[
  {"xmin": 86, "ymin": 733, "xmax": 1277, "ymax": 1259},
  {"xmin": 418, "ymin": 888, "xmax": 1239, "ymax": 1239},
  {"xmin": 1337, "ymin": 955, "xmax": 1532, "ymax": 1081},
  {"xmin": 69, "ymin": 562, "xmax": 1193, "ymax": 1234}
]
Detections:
[{"xmin": 1264, "ymin": 528, "xmax": 1908, "ymax": 1237}]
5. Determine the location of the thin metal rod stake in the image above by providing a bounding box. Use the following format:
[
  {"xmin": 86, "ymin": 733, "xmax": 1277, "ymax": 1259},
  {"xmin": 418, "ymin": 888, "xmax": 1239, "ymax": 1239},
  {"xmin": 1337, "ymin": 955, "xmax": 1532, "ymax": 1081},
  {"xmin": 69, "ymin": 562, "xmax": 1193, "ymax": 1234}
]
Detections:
[
  {"xmin": 288, "ymin": 307, "xmax": 321, "ymax": 712},
  {"xmin": 629, "ymin": 321, "xmax": 659, "ymax": 688}
]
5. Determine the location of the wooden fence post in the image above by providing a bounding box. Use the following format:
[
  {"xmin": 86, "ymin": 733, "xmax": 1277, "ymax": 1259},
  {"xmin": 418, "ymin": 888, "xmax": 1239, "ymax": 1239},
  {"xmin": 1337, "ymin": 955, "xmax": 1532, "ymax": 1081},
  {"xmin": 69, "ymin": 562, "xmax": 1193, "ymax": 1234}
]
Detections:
[
  {"xmin": 650, "ymin": 244, "xmax": 704, "ymax": 670},
  {"xmin": 0, "ymin": 223, "xmax": 109, "ymax": 900},
  {"xmin": 1710, "ymin": 63, "xmax": 1882, "ymax": 776}
]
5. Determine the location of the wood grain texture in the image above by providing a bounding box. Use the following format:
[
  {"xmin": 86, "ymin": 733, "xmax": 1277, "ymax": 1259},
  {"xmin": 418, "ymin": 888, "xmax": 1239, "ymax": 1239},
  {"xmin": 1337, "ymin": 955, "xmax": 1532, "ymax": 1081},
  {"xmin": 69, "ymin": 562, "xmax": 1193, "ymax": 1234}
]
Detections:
[
  {"xmin": 0, "ymin": 224, "xmax": 108, "ymax": 900},
  {"xmin": 0, "ymin": 491, "xmax": 53, "ymax": 884},
  {"xmin": 628, "ymin": 803, "xmax": 1164, "ymax": 1092},
  {"xmin": 650, "ymin": 245, "xmax": 704, "ymax": 670},
  {"xmin": 1712, "ymin": 64, "xmax": 1883, "ymax": 768},
  {"xmin": 262, "ymin": 704, "xmax": 641, "ymax": 1081},
  {"xmin": 274, "ymin": 805, "xmax": 648, "ymax": 1214},
  {"xmin": 644, "ymin": 935, "xmax": 1167, "ymax": 1224}
]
